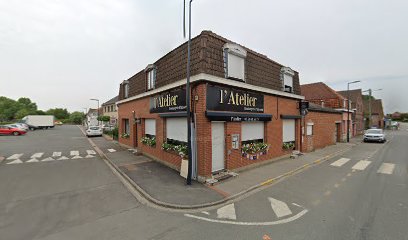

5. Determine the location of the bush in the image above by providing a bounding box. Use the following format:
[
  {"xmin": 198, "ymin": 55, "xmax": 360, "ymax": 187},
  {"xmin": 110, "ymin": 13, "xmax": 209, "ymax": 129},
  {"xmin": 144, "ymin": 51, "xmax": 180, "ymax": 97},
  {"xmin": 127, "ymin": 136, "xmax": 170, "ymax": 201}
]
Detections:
[
  {"xmin": 161, "ymin": 142, "xmax": 187, "ymax": 157},
  {"xmin": 141, "ymin": 136, "xmax": 156, "ymax": 146}
]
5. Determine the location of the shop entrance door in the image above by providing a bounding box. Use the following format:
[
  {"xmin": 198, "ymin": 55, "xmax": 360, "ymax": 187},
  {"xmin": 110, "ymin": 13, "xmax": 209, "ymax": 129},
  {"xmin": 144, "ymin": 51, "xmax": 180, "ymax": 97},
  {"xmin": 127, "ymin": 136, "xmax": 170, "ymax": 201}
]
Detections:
[{"xmin": 211, "ymin": 122, "xmax": 225, "ymax": 172}]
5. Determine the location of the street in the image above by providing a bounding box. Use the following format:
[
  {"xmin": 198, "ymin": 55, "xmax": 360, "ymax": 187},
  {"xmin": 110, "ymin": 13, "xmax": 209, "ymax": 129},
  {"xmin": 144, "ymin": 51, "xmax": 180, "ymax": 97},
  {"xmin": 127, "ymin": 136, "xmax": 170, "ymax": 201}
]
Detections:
[{"xmin": 1, "ymin": 124, "xmax": 407, "ymax": 240}]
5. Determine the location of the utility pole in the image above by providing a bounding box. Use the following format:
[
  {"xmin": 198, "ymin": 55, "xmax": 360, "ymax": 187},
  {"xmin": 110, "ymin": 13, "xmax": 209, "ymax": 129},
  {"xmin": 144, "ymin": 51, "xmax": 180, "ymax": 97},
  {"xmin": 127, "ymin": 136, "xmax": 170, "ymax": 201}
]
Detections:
[
  {"xmin": 362, "ymin": 88, "xmax": 382, "ymax": 128},
  {"xmin": 347, "ymin": 81, "xmax": 361, "ymax": 142}
]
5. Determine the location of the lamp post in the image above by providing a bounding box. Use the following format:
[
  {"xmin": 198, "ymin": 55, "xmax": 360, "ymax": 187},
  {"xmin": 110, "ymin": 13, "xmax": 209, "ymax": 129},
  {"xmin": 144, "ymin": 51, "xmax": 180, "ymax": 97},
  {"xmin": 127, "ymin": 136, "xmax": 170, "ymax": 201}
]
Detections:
[
  {"xmin": 347, "ymin": 81, "xmax": 361, "ymax": 142},
  {"xmin": 362, "ymin": 88, "xmax": 382, "ymax": 128},
  {"xmin": 90, "ymin": 99, "xmax": 100, "ymax": 126},
  {"xmin": 183, "ymin": 0, "xmax": 193, "ymax": 185}
]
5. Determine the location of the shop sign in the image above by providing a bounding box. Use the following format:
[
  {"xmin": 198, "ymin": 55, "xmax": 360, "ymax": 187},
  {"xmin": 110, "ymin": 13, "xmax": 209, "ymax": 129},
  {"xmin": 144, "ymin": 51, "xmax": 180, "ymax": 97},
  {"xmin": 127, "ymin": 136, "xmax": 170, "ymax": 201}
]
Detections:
[
  {"xmin": 206, "ymin": 85, "xmax": 264, "ymax": 113},
  {"xmin": 150, "ymin": 88, "xmax": 186, "ymax": 113}
]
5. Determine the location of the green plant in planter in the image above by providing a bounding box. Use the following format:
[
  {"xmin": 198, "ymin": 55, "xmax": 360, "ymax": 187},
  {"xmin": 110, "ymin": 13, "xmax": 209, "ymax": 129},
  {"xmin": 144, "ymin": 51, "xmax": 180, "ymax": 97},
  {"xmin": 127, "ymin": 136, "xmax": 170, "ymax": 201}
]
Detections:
[
  {"xmin": 141, "ymin": 136, "xmax": 156, "ymax": 146},
  {"xmin": 282, "ymin": 141, "xmax": 295, "ymax": 150},
  {"xmin": 241, "ymin": 142, "xmax": 269, "ymax": 155},
  {"xmin": 121, "ymin": 133, "xmax": 130, "ymax": 138},
  {"xmin": 161, "ymin": 142, "xmax": 174, "ymax": 151},
  {"xmin": 161, "ymin": 142, "xmax": 187, "ymax": 158}
]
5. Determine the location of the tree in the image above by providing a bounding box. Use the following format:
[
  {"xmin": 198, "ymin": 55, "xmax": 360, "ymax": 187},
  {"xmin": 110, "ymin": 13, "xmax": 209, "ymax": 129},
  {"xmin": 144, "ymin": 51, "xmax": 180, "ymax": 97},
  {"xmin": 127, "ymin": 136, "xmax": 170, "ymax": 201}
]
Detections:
[
  {"xmin": 15, "ymin": 109, "xmax": 30, "ymax": 119},
  {"xmin": 97, "ymin": 115, "xmax": 110, "ymax": 122},
  {"xmin": 36, "ymin": 110, "xmax": 46, "ymax": 115},
  {"xmin": 46, "ymin": 108, "xmax": 70, "ymax": 120},
  {"xmin": 0, "ymin": 96, "xmax": 38, "ymax": 121},
  {"xmin": 69, "ymin": 111, "xmax": 85, "ymax": 124}
]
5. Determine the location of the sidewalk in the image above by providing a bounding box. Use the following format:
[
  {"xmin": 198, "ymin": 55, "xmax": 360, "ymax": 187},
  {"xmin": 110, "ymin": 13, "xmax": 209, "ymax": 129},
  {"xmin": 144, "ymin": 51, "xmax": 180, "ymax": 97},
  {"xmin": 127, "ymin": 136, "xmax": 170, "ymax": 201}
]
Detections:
[{"xmin": 88, "ymin": 131, "xmax": 360, "ymax": 208}]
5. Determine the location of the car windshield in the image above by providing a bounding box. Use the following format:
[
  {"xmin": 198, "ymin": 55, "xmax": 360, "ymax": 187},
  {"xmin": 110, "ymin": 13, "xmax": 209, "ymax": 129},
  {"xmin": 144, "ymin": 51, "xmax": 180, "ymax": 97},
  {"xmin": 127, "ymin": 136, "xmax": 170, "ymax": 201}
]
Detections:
[{"xmin": 367, "ymin": 129, "xmax": 383, "ymax": 134}]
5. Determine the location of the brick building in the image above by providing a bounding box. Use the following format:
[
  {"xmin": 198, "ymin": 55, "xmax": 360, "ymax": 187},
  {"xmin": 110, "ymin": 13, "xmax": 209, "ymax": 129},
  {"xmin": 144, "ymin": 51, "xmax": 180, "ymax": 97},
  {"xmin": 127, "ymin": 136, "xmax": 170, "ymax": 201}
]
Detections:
[
  {"xmin": 363, "ymin": 98, "xmax": 384, "ymax": 128},
  {"xmin": 300, "ymin": 82, "xmax": 353, "ymax": 142},
  {"xmin": 116, "ymin": 31, "xmax": 304, "ymax": 181},
  {"xmin": 338, "ymin": 89, "xmax": 364, "ymax": 135},
  {"xmin": 302, "ymin": 103, "xmax": 342, "ymax": 152}
]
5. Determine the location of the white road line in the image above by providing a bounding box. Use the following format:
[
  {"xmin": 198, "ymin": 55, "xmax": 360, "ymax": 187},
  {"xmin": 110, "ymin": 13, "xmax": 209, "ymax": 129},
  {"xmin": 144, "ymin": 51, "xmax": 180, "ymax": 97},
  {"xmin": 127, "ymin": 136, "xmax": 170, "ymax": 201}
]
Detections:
[
  {"xmin": 216, "ymin": 203, "xmax": 236, "ymax": 220},
  {"xmin": 201, "ymin": 211, "xmax": 210, "ymax": 215},
  {"xmin": 41, "ymin": 157, "xmax": 55, "ymax": 162},
  {"xmin": 7, "ymin": 159, "xmax": 23, "ymax": 164},
  {"xmin": 31, "ymin": 152, "xmax": 44, "ymax": 158},
  {"xmin": 268, "ymin": 197, "xmax": 292, "ymax": 218},
  {"xmin": 71, "ymin": 155, "xmax": 83, "ymax": 159},
  {"xmin": 57, "ymin": 156, "xmax": 69, "ymax": 160},
  {"xmin": 86, "ymin": 150, "xmax": 96, "ymax": 155},
  {"xmin": 377, "ymin": 163, "xmax": 395, "ymax": 175},
  {"xmin": 26, "ymin": 158, "xmax": 39, "ymax": 163},
  {"xmin": 85, "ymin": 155, "xmax": 95, "ymax": 158},
  {"xmin": 107, "ymin": 149, "xmax": 116, "ymax": 153},
  {"xmin": 6, "ymin": 154, "xmax": 23, "ymax": 160},
  {"xmin": 52, "ymin": 152, "xmax": 62, "ymax": 157},
  {"xmin": 70, "ymin": 151, "xmax": 79, "ymax": 156},
  {"xmin": 330, "ymin": 158, "xmax": 351, "ymax": 167},
  {"xmin": 352, "ymin": 160, "xmax": 371, "ymax": 171},
  {"xmin": 184, "ymin": 209, "xmax": 308, "ymax": 226}
]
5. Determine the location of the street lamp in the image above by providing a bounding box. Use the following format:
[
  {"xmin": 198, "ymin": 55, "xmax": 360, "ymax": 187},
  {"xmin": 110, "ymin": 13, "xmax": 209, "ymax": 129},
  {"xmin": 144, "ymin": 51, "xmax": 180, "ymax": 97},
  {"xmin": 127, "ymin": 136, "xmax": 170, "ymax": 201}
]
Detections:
[
  {"xmin": 362, "ymin": 88, "xmax": 382, "ymax": 128},
  {"xmin": 347, "ymin": 80, "xmax": 361, "ymax": 142},
  {"xmin": 90, "ymin": 98, "xmax": 100, "ymax": 126}
]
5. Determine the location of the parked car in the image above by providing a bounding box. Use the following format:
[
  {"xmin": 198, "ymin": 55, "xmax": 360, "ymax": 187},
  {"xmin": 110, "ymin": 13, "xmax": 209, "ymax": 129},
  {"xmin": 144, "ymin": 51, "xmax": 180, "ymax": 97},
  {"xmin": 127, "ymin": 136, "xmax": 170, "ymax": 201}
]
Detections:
[
  {"xmin": 363, "ymin": 129, "xmax": 386, "ymax": 143},
  {"xmin": 14, "ymin": 123, "xmax": 29, "ymax": 130},
  {"xmin": 102, "ymin": 124, "xmax": 114, "ymax": 131},
  {"xmin": 0, "ymin": 125, "xmax": 27, "ymax": 136},
  {"xmin": 6, "ymin": 123, "xmax": 29, "ymax": 131},
  {"xmin": 86, "ymin": 126, "xmax": 103, "ymax": 137}
]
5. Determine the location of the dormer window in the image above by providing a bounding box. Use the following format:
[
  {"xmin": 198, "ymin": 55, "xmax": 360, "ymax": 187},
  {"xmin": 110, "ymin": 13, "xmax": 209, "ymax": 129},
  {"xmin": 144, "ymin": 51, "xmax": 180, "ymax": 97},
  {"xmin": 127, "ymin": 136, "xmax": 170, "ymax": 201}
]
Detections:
[
  {"xmin": 223, "ymin": 43, "xmax": 247, "ymax": 81},
  {"xmin": 123, "ymin": 80, "xmax": 129, "ymax": 98},
  {"xmin": 281, "ymin": 67, "xmax": 294, "ymax": 93},
  {"xmin": 145, "ymin": 64, "xmax": 156, "ymax": 90}
]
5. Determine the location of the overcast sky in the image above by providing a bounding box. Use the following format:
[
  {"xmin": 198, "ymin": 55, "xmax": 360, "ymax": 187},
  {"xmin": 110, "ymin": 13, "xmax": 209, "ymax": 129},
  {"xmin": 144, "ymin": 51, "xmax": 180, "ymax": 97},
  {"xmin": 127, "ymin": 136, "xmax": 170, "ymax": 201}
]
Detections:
[{"xmin": 1, "ymin": 0, "xmax": 407, "ymax": 113}]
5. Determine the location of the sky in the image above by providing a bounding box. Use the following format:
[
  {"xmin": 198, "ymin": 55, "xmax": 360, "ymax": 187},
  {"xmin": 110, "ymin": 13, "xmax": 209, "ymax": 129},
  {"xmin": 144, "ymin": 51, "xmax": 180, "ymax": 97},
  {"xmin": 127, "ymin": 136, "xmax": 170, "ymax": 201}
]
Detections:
[{"xmin": 0, "ymin": 0, "xmax": 407, "ymax": 114}]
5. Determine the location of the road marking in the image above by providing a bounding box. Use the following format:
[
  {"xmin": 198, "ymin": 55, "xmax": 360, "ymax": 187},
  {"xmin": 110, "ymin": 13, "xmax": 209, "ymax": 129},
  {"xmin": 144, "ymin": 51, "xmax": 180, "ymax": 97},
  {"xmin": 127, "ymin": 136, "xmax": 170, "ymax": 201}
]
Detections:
[
  {"xmin": 31, "ymin": 152, "xmax": 44, "ymax": 158},
  {"xmin": 52, "ymin": 152, "xmax": 62, "ymax": 157},
  {"xmin": 7, "ymin": 159, "xmax": 23, "ymax": 164},
  {"xmin": 201, "ymin": 211, "xmax": 210, "ymax": 215},
  {"xmin": 107, "ymin": 149, "xmax": 116, "ymax": 153},
  {"xmin": 330, "ymin": 158, "xmax": 351, "ymax": 167},
  {"xmin": 26, "ymin": 158, "xmax": 39, "ymax": 163},
  {"xmin": 217, "ymin": 203, "xmax": 236, "ymax": 220},
  {"xmin": 85, "ymin": 155, "xmax": 95, "ymax": 158},
  {"xmin": 57, "ymin": 156, "xmax": 69, "ymax": 160},
  {"xmin": 184, "ymin": 209, "xmax": 308, "ymax": 226},
  {"xmin": 71, "ymin": 155, "xmax": 83, "ymax": 159},
  {"xmin": 70, "ymin": 151, "xmax": 79, "ymax": 156},
  {"xmin": 86, "ymin": 150, "xmax": 96, "ymax": 155},
  {"xmin": 7, "ymin": 154, "xmax": 23, "ymax": 160},
  {"xmin": 377, "ymin": 163, "xmax": 395, "ymax": 175},
  {"xmin": 268, "ymin": 197, "xmax": 292, "ymax": 218},
  {"xmin": 42, "ymin": 157, "xmax": 55, "ymax": 162},
  {"xmin": 352, "ymin": 160, "xmax": 371, "ymax": 171}
]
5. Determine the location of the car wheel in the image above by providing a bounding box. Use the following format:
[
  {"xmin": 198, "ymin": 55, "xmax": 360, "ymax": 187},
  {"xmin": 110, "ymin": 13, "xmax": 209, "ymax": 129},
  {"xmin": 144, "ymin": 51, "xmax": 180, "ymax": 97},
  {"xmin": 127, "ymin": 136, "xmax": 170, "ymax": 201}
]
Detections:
[{"xmin": 12, "ymin": 132, "xmax": 20, "ymax": 136}]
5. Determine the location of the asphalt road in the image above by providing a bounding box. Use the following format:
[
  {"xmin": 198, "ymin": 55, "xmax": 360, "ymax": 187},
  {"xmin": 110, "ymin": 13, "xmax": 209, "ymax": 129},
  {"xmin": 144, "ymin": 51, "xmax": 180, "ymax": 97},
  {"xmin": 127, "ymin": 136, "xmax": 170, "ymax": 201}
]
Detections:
[{"xmin": 0, "ymin": 124, "xmax": 407, "ymax": 240}]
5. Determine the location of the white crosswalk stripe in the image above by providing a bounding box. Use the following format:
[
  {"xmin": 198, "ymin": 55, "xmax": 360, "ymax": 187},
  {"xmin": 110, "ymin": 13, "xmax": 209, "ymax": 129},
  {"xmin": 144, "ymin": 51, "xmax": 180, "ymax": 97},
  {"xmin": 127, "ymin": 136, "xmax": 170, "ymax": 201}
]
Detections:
[
  {"xmin": 268, "ymin": 197, "xmax": 292, "ymax": 218},
  {"xmin": 57, "ymin": 156, "xmax": 69, "ymax": 160},
  {"xmin": 217, "ymin": 204, "xmax": 236, "ymax": 220},
  {"xmin": 330, "ymin": 158, "xmax": 351, "ymax": 167},
  {"xmin": 70, "ymin": 151, "xmax": 79, "ymax": 156},
  {"xmin": 377, "ymin": 163, "xmax": 395, "ymax": 175},
  {"xmin": 41, "ymin": 157, "xmax": 55, "ymax": 162},
  {"xmin": 107, "ymin": 149, "xmax": 116, "ymax": 153},
  {"xmin": 7, "ymin": 154, "xmax": 23, "ymax": 160},
  {"xmin": 352, "ymin": 160, "xmax": 371, "ymax": 171},
  {"xmin": 31, "ymin": 152, "xmax": 44, "ymax": 158},
  {"xmin": 71, "ymin": 155, "xmax": 83, "ymax": 159},
  {"xmin": 86, "ymin": 150, "xmax": 96, "ymax": 155},
  {"xmin": 26, "ymin": 158, "xmax": 39, "ymax": 163},
  {"xmin": 7, "ymin": 159, "xmax": 23, "ymax": 164},
  {"xmin": 85, "ymin": 155, "xmax": 95, "ymax": 158},
  {"xmin": 52, "ymin": 152, "xmax": 62, "ymax": 157}
]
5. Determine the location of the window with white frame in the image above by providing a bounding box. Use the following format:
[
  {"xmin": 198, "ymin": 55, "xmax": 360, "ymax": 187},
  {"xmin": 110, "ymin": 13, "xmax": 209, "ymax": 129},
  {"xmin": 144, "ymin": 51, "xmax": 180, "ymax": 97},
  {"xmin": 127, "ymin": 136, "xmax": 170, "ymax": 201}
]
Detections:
[
  {"xmin": 147, "ymin": 68, "xmax": 156, "ymax": 90},
  {"xmin": 281, "ymin": 67, "xmax": 295, "ymax": 93},
  {"xmin": 223, "ymin": 43, "xmax": 247, "ymax": 81},
  {"xmin": 306, "ymin": 123, "xmax": 314, "ymax": 136},
  {"xmin": 241, "ymin": 122, "xmax": 264, "ymax": 144},
  {"xmin": 282, "ymin": 119, "xmax": 296, "ymax": 143},
  {"xmin": 145, "ymin": 119, "xmax": 156, "ymax": 138},
  {"xmin": 166, "ymin": 117, "xmax": 187, "ymax": 145}
]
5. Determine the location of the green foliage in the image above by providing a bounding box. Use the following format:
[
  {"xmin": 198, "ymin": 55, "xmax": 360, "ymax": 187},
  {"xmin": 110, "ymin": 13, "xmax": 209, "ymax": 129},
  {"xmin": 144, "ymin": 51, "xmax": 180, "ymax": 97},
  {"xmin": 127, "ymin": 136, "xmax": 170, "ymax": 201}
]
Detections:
[
  {"xmin": 282, "ymin": 141, "xmax": 295, "ymax": 150},
  {"xmin": 36, "ymin": 110, "xmax": 46, "ymax": 115},
  {"xmin": 46, "ymin": 108, "xmax": 70, "ymax": 120},
  {"xmin": 0, "ymin": 96, "xmax": 38, "ymax": 121},
  {"xmin": 161, "ymin": 142, "xmax": 187, "ymax": 157},
  {"xmin": 121, "ymin": 133, "xmax": 130, "ymax": 138},
  {"xmin": 141, "ymin": 136, "xmax": 156, "ymax": 146},
  {"xmin": 241, "ymin": 142, "xmax": 269, "ymax": 154},
  {"xmin": 69, "ymin": 111, "xmax": 85, "ymax": 124},
  {"xmin": 97, "ymin": 115, "xmax": 110, "ymax": 122}
]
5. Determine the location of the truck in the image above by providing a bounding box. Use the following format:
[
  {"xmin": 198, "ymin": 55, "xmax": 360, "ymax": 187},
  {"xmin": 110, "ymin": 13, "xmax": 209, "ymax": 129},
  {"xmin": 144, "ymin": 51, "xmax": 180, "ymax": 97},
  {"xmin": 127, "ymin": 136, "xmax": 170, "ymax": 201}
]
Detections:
[{"xmin": 22, "ymin": 115, "xmax": 55, "ymax": 130}]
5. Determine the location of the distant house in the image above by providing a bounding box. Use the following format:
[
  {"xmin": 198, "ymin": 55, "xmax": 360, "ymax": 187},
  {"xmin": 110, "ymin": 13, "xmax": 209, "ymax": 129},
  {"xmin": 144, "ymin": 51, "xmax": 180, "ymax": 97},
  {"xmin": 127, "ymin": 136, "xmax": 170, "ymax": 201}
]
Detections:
[
  {"xmin": 391, "ymin": 111, "xmax": 401, "ymax": 120},
  {"xmin": 86, "ymin": 108, "xmax": 98, "ymax": 126},
  {"xmin": 101, "ymin": 96, "xmax": 118, "ymax": 126},
  {"xmin": 301, "ymin": 82, "xmax": 354, "ymax": 142},
  {"xmin": 337, "ymin": 89, "xmax": 364, "ymax": 135},
  {"xmin": 363, "ymin": 97, "xmax": 384, "ymax": 128}
]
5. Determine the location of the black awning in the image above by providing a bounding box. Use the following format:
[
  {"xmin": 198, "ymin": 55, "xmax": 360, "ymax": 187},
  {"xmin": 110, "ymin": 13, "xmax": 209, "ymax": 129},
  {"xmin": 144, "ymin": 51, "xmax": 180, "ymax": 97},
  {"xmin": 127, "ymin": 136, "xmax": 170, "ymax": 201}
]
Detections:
[
  {"xmin": 159, "ymin": 111, "xmax": 187, "ymax": 118},
  {"xmin": 206, "ymin": 111, "xmax": 272, "ymax": 122},
  {"xmin": 280, "ymin": 114, "xmax": 302, "ymax": 119}
]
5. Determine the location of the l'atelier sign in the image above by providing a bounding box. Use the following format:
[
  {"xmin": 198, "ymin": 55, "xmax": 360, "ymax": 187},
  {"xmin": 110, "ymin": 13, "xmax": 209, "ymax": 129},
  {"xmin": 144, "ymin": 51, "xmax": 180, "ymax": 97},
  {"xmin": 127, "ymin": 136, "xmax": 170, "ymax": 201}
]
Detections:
[
  {"xmin": 150, "ymin": 88, "xmax": 186, "ymax": 113},
  {"xmin": 206, "ymin": 85, "xmax": 264, "ymax": 113}
]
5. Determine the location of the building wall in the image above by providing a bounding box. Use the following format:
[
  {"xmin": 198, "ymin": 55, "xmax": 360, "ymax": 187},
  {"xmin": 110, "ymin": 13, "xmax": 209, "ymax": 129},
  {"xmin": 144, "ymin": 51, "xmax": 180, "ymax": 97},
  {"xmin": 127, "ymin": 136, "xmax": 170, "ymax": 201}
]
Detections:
[
  {"xmin": 302, "ymin": 111, "xmax": 342, "ymax": 152},
  {"xmin": 102, "ymin": 104, "xmax": 118, "ymax": 125}
]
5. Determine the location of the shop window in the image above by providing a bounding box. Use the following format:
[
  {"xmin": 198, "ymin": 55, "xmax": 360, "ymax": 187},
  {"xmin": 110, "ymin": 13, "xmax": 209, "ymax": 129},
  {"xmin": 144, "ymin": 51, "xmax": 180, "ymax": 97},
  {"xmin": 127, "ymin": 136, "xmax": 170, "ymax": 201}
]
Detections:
[
  {"xmin": 281, "ymin": 67, "xmax": 294, "ymax": 93},
  {"xmin": 282, "ymin": 119, "xmax": 295, "ymax": 143},
  {"xmin": 306, "ymin": 123, "xmax": 314, "ymax": 136},
  {"xmin": 241, "ymin": 122, "xmax": 264, "ymax": 145},
  {"xmin": 123, "ymin": 119, "xmax": 130, "ymax": 134},
  {"xmin": 223, "ymin": 43, "xmax": 247, "ymax": 81},
  {"xmin": 145, "ymin": 119, "xmax": 156, "ymax": 138},
  {"xmin": 166, "ymin": 117, "xmax": 187, "ymax": 145}
]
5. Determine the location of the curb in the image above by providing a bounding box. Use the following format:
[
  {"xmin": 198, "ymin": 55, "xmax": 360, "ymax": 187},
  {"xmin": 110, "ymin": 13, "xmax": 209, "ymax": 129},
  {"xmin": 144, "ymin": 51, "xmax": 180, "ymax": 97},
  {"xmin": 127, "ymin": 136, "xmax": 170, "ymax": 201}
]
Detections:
[{"xmin": 78, "ymin": 126, "xmax": 354, "ymax": 210}]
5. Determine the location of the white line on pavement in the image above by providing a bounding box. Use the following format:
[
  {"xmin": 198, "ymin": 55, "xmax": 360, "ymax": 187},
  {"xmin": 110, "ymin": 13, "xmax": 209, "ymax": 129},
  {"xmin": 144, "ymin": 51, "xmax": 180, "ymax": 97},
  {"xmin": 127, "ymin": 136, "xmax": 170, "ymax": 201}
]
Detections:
[
  {"xmin": 71, "ymin": 155, "xmax": 83, "ymax": 159},
  {"xmin": 85, "ymin": 155, "xmax": 95, "ymax": 158},
  {"xmin": 31, "ymin": 152, "xmax": 44, "ymax": 158},
  {"xmin": 377, "ymin": 163, "xmax": 395, "ymax": 175},
  {"xmin": 52, "ymin": 152, "xmax": 62, "ymax": 157},
  {"xmin": 107, "ymin": 149, "xmax": 116, "ymax": 153},
  {"xmin": 26, "ymin": 158, "xmax": 39, "ymax": 163},
  {"xmin": 268, "ymin": 197, "xmax": 292, "ymax": 218},
  {"xmin": 352, "ymin": 160, "xmax": 371, "ymax": 171},
  {"xmin": 57, "ymin": 156, "xmax": 69, "ymax": 160},
  {"xmin": 216, "ymin": 204, "xmax": 236, "ymax": 220},
  {"xmin": 7, "ymin": 159, "xmax": 23, "ymax": 164},
  {"xmin": 6, "ymin": 154, "xmax": 23, "ymax": 160},
  {"xmin": 86, "ymin": 150, "xmax": 96, "ymax": 155},
  {"xmin": 70, "ymin": 151, "xmax": 79, "ymax": 156},
  {"xmin": 41, "ymin": 157, "xmax": 55, "ymax": 162},
  {"xmin": 330, "ymin": 158, "xmax": 351, "ymax": 167}
]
